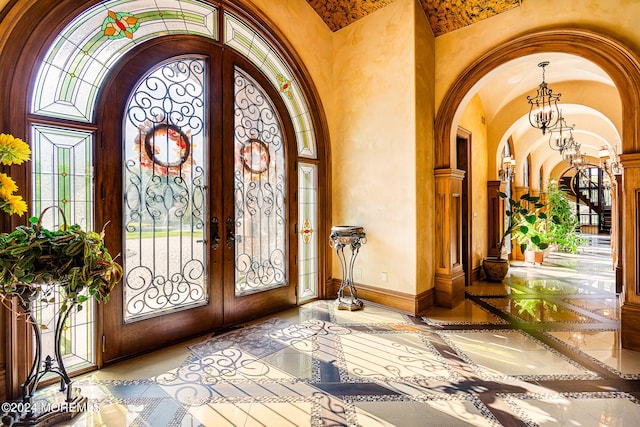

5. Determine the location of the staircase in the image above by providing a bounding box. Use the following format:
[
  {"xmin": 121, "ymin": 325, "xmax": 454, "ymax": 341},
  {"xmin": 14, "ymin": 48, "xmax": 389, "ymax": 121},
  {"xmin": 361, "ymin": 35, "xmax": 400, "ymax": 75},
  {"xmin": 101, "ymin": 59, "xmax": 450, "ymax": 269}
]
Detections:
[{"xmin": 559, "ymin": 170, "xmax": 611, "ymax": 234}]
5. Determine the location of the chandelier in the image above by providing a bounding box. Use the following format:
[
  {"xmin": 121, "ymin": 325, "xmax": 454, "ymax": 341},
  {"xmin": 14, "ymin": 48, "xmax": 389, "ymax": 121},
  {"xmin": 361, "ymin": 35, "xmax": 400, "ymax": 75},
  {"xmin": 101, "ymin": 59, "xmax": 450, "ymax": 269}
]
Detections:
[
  {"xmin": 527, "ymin": 61, "xmax": 561, "ymax": 135},
  {"xmin": 499, "ymin": 154, "xmax": 516, "ymax": 181},
  {"xmin": 548, "ymin": 113, "xmax": 574, "ymax": 152},
  {"xmin": 562, "ymin": 139, "xmax": 585, "ymax": 170}
]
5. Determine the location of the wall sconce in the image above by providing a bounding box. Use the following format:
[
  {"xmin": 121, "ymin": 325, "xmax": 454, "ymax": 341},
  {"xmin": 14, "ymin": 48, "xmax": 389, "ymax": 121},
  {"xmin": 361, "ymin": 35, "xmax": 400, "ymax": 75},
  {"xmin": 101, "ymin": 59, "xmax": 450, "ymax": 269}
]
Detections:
[
  {"xmin": 499, "ymin": 155, "xmax": 516, "ymax": 181},
  {"xmin": 598, "ymin": 145, "xmax": 621, "ymax": 175}
]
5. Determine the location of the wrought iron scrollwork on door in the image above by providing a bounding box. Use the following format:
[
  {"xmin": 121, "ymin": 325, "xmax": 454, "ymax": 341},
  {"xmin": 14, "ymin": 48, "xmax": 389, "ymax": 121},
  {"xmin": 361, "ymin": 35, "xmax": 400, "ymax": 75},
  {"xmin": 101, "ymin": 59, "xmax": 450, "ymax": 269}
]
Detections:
[
  {"xmin": 232, "ymin": 68, "xmax": 287, "ymax": 295},
  {"xmin": 122, "ymin": 57, "xmax": 208, "ymax": 321}
]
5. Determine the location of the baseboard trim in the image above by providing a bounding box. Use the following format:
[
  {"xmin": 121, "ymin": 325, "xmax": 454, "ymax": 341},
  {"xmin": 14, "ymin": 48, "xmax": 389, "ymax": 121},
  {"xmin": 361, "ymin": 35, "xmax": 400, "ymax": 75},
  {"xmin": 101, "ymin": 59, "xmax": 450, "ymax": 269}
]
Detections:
[
  {"xmin": 326, "ymin": 278, "xmax": 435, "ymax": 315},
  {"xmin": 471, "ymin": 265, "xmax": 482, "ymax": 282},
  {"xmin": 621, "ymin": 303, "xmax": 640, "ymax": 351}
]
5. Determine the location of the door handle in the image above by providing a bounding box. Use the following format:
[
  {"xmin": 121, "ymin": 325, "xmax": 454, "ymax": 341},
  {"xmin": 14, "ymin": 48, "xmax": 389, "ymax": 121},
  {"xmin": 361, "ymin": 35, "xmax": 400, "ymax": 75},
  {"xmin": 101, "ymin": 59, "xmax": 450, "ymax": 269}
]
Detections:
[
  {"xmin": 226, "ymin": 217, "xmax": 235, "ymax": 248},
  {"xmin": 211, "ymin": 217, "xmax": 220, "ymax": 250}
]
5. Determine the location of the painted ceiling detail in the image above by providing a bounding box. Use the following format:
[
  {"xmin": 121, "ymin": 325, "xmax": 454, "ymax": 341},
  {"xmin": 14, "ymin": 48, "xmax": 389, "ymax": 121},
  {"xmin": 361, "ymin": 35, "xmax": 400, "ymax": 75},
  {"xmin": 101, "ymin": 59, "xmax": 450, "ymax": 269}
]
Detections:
[
  {"xmin": 306, "ymin": 0, "xmax": 522, "ymax": 36},
  {"xmin": 422, "ymin": 0, "xmax": 521, "ymax": 36},
  {"xmin": 306, "ymin": 0, "xmax": 395, "ymax": 32}
]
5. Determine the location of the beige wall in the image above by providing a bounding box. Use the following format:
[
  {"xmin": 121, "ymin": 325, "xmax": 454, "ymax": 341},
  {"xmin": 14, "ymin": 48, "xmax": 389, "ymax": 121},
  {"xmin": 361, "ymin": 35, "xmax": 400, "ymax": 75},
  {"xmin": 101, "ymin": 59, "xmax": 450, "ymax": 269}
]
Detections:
[
  {"xmin": 459, "ymin": 95, "xmax": 489, "ymax": 271},
  {"xmin": 248, "ymin": 0, "xmax": 334, "ymax": 122},
  {"xmin": 486, "ymin": 82, "xmax": 622, "ymax": 187},
  {"xmin": 331, "ymin": 0, "xmax": 421, "ymax": 294},
  {"xmin": 415, "ymin": 1, "xmax": 436, "ymax": 295}
]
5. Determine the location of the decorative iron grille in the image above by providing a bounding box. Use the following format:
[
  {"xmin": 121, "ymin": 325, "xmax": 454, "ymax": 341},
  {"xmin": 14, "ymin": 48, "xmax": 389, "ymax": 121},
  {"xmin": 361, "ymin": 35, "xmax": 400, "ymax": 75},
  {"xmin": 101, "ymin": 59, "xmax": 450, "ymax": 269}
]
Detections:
[
  {"xmin": 123, "ymin": 57, "xmax": 208, "ymax": 321},
  {"xmin": 233, "ymin": 68, "xmax": 286, "ymax": 295}
]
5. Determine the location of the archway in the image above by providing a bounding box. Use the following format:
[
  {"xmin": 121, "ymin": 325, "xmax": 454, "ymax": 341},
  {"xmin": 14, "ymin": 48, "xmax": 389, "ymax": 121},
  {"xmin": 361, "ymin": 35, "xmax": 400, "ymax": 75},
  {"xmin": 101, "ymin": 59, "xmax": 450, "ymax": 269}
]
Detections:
[{"xmin": 433, "ymin": 28, "xmax": 640, "ymax": 351}]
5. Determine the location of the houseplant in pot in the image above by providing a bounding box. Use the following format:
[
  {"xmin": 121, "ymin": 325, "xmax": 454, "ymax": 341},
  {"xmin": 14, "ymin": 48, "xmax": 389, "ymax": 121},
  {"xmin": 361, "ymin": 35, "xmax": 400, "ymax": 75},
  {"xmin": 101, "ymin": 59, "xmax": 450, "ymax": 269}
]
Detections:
[
  {"xmin": 1, "ymin": 199, "xmax": 122, "ymax": 423},
  {"xmin": 545, "ymin": 179, "xmax": 585, "ymax": 254},
  {"xmin": 483, "ymin": 192, "xmax": 550, "ymax": 280},
  {"xmin": 0, "ymin": 206, "xmax": 123, "ymax": 424}
]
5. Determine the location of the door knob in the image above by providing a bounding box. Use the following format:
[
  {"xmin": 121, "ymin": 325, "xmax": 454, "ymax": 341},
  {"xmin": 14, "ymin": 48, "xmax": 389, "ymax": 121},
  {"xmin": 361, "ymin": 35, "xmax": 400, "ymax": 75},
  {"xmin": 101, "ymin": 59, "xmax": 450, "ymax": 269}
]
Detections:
[
  {"xmin": 211, "ymin": 217, "xmax": 220, "ymax": 250},
  {"xmin": 226, "ymin": 217, "xmax": 235, "ymax": 248}
]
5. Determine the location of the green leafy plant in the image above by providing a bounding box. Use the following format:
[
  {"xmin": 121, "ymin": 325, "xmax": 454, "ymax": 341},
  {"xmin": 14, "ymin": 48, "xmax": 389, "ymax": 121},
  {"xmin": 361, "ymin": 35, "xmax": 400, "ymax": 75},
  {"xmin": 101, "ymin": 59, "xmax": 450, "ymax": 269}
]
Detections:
[
  {"xmin": 0, "ymin": 206, "xmax": 122, "ymax": 312},
  {"xmin": 497, "ymin": 191, "xmax": 553, "ymax": 258},
  {"xmin": 545, "ymin": 179, "xmax": 586, "ymax": 253}
]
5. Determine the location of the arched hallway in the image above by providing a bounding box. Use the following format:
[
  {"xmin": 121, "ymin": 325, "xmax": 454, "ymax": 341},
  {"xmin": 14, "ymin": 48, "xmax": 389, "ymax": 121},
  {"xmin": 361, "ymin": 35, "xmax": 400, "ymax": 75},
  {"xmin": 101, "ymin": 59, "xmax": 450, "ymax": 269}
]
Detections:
[{"xmin": 19, "ymin": 239, "xmax": 640, "ymax": 426}]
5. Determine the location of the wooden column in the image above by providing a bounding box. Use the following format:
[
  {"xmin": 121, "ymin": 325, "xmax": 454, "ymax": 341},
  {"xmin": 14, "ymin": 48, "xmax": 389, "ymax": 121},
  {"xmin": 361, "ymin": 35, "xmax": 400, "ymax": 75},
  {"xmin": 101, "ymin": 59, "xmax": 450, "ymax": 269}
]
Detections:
[
  {"xmin": 487, "ymin": 180, "xmax": 505, "ymax": 258},
  {"xmin": 434, "ymin": 168, "xmax": 466, "ymax": 308},
  {"xmin": 615, "ymin": 174, "xmax": 623, "ymax": 294},
  {"xmin": 620, "ymin": 154, "xmax": 640, "ymax": 350}
]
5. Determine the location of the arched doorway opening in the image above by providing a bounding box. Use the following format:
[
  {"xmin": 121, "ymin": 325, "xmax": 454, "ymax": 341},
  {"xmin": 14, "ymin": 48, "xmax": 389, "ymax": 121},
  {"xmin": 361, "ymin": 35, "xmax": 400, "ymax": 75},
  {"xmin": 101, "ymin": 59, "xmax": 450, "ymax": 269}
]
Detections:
[{"xmin": 433, "ymin": 28, "xmax": 640, "ymax": 351}]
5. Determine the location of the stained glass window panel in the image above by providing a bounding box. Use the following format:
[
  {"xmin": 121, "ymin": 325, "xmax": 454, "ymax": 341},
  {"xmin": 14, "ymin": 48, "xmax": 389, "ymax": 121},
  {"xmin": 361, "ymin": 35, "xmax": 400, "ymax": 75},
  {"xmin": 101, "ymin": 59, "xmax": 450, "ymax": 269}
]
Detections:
[
  {"xmin": 224, "ymin": 12, "xmax": 317, "ymax": 159},
  {"xmin": 31, "ymin": 125, "xmax": 93, "ymax": 230},
  {"xmin": 32, "ymin": 0, "xmax": 218, "ymax": 122},
  {"xmin": 30, "ymin": 124, "xmax": 95, "ymax": 369},
  {"xmin": 234, "ymin": 67, "xmax": 287, "ymax": 296},
  {"xmin": 298, "ymin": 163, "xmax": 318, "ymax": 301},
  {"xmin": 122, "ymin": 57, "xmax": 208, "ymax": 322}
]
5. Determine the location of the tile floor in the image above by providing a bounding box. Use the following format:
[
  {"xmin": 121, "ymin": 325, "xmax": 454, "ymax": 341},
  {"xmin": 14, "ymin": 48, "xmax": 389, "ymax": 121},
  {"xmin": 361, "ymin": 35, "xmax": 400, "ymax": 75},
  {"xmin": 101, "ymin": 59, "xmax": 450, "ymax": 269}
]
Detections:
[{"xmin": 10, "ymin": 238, "xmax": 640, "ymax": 426}]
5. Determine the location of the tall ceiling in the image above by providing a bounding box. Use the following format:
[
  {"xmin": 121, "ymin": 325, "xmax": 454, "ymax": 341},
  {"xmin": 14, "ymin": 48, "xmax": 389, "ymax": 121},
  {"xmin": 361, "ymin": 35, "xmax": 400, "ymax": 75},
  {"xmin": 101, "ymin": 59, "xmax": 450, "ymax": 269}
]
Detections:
[
  {"xmin": 474, "ymin": 53, "xmax": 620, "ymax": 181},
  {"xmin": 0, "ymin": 0, "xmax": 620, "ymax": 182},
  {"xmin": 306, "ymin": 0, "xmax": 621, "ymax": 182},
  {"xmin": 306, "ymin": 0, "xmax": 522, "ymax": 36}
]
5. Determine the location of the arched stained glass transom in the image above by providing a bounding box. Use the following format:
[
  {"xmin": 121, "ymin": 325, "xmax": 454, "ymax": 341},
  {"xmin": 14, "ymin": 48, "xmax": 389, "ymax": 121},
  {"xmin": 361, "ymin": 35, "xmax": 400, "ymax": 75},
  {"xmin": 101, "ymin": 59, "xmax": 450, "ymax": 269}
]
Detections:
[{"xmin": 31, "ymin": 0, "xmax": 317, "ymax": 158}]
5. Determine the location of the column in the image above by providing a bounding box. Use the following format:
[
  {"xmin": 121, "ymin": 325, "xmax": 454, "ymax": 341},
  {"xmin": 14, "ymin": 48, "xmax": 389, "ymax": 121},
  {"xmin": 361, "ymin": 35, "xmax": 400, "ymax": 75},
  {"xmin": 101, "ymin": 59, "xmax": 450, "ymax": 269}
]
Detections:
[
  {"xmin": 487, "ymin": 180, "xmax": 506, "ymax": 258},
  {"xmin": 620, "ymin": 154, "xmax": 640, "ymax": 350},
  {"xmin": 434, "ymin": 168, "xmax": 465, "ymax": 308}
]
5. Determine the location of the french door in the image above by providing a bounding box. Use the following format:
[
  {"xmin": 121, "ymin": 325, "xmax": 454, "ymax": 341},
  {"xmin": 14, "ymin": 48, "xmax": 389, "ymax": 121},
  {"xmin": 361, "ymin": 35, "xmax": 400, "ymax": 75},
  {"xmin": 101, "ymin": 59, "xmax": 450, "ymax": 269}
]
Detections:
[{"xmin": 97, "ymin": 38, "xmax": 297, "ymax": 364}]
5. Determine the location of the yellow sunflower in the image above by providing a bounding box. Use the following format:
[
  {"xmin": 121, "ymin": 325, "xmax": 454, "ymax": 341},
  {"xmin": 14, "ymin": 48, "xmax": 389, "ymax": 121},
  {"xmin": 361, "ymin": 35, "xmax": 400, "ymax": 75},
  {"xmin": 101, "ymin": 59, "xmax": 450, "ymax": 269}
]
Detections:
[
  {"xmin": 0, "ymin": 172, "xmax": 18, "ymax": 198},
  {"xmin": 1, "ymin": 193, "xmax": 28, "ymax": 216},
  {"xmin": 0, "ymin": 133, "xmax": 31, "ymax": 165}
]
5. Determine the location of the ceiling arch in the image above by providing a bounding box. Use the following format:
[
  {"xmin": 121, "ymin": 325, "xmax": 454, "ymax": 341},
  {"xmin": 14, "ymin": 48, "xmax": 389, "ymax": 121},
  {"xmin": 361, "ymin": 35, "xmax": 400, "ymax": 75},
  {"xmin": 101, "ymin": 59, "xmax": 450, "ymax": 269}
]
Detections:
[{"xmin": 435, "ymin": 28, "xmax": 640, "ymax": 176}]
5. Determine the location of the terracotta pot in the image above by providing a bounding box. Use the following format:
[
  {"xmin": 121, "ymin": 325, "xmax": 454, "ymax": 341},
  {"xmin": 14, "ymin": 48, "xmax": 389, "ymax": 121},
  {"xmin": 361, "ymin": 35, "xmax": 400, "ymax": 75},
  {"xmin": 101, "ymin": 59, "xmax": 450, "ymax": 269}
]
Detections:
[
  {"xmin": 525, "ymin": 250, "xmax": 544, "ymax": 265},
  {"xmin": 482, "ymin": 257, "xmax": 509, "ymax": 281}
]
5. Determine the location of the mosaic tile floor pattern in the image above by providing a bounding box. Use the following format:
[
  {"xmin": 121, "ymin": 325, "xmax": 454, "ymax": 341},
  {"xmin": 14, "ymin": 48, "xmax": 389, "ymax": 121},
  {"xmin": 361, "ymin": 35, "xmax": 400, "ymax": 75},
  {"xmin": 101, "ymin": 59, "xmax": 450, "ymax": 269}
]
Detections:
[{"xmin": 13, "ymin": 239, "xmax": 640, "ymax": 426}]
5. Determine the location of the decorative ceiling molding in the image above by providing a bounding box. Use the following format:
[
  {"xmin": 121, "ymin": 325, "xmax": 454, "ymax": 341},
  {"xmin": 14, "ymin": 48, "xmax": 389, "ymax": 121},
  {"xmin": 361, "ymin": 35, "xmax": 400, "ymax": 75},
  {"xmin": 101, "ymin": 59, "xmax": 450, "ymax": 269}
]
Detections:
[{"xmin": 306, "ymin": 0, "xmax": 522, "ymax": 36}]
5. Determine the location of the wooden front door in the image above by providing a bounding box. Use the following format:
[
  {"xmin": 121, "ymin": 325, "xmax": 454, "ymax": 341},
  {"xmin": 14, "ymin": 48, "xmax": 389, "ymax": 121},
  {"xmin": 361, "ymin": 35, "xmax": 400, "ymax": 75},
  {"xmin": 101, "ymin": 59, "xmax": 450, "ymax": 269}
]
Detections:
[{"xmin": 97, "ymin": 38, "xmax": 297, "ymax": 364}]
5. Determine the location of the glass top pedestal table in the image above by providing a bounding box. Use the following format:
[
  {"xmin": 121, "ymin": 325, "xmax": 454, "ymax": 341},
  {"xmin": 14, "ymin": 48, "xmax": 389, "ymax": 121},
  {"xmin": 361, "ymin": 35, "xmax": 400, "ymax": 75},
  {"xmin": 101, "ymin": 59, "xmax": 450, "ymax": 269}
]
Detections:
[{"xmin": 329, "ymin": 226, "xmax": 366, "ymax": 311}]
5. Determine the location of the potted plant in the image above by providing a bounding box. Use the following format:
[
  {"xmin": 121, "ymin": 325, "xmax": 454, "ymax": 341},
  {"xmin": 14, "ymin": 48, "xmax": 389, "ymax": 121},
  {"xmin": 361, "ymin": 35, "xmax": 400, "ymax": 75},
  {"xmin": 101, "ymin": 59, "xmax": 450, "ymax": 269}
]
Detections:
[
  {"xmin": 0, "ymin": 206, "xmax": 123, "ymax": 308},
  {"xmin": 483, "ymin": 192, "xmax": 550, "ymax": 280},
  {"xmin": 0, "ymin": 206, "xmax": 123, "ymax": 423},
  {"xmin": 545, "ymin": 179, "xmax": 585, "ymax": 253}
]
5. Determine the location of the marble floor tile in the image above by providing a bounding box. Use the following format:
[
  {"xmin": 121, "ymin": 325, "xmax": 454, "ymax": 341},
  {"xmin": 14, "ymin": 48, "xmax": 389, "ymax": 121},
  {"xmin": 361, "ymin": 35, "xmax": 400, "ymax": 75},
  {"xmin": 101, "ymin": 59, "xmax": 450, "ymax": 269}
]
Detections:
[
  {"xmin": 351, "ymin": 397, "xmax": 499, "ymax": 427},
  {"xmin": 11, "ymin": 242, "xmax": 640, "ymax": 426},
  {"xmin": 423, "ymin": 300, "xmax": 506, "ymax": 324},
  {"xmin": 504, "ymin": 393, "xmax": 640, "ymax": 427},
  {"xmin": 441, "ymin": 330, "xmax": 598, "ymax": 379},
  {"xmin": 338, "ymin": 332, "xmax": 455, "ymax": 381}
]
